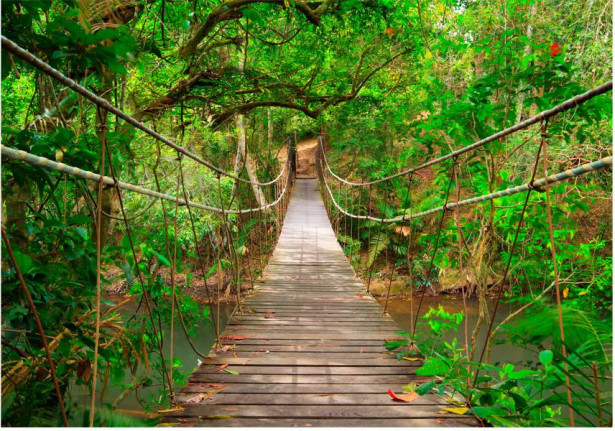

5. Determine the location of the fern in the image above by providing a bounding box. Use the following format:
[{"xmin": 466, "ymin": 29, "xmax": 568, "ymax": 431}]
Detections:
[{"xmin": 366, "ymin": 232, "xmax": 390, "ymax": 267}]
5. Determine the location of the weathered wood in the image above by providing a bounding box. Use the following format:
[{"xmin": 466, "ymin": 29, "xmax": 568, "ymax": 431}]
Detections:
[
  {"xmin": 160, "ymin": 418, "xmax": 478, "ymax": 427},
  {"xmin": 175, "ymin": 393, "xmax": 447, "ymax": 405},
  {"xmin": 180, "ymin": 382, "xmax": 410, "ymax": 394},
  {"xmin": 163, "ymin": 404, "xmax": 467, "ymax": 418},
  {"xmin": 165, "ymin": 179, "xmax": 476, "ymax": 427},
  {"xmin": 199, "ymin": 357, "xmax": 419, "ymax": 366}
]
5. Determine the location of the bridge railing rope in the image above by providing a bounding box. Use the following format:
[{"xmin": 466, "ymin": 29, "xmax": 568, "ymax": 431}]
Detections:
[
  {"xmin": 1, "ymin": 37, "xmax": 296, "ymax": 424},
  {"xmin": 316, "ymin": 82, "xmax": 612, "ymax": 427}
]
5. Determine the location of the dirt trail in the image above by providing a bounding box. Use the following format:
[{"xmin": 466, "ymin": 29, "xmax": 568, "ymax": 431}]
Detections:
[{"xmin": 278, "ymin": 138, "xmax": 318, "ymax": 178}]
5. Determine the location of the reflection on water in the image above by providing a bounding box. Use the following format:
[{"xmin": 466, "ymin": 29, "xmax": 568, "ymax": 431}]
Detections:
[
  {"xmin": 378, "ymin": 295, "xmax": 534, "ymax": 365},
  {"xmin": 67, "ymin": 296, "xmax": 234, "ymax": 423}
]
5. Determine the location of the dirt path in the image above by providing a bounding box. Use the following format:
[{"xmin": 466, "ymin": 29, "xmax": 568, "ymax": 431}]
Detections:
[{"xmin": 278, "ymin": 138, "xmax": 318, "ymax": 178}]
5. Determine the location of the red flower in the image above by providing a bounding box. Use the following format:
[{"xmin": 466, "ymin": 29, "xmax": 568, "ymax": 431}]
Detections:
[{"xmin": 550, "ymin": 42, "xmax": 562, "ymax": 57}]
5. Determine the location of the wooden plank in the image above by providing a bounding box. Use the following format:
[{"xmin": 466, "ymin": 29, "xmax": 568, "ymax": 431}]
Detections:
[
  {"xmin": 163, "ymin": 404, "xmax": 464, "ymax": 419},
  {"xmin": 226, "ymin": 343, "xmax": 390, "ymax": 355},
  {"xmin": 194, "ymin": 365, "xmax": 417, "ymax": 375},
  {"xmin": 175, "ymin": 393, "xmax": 448, "ymax": 406},
  {"xmin": 200, "ymin": 357, "xmax": 417, "ymax": 366},
  {"xmin": 160, "ymin": 418, "xmax": 477, "ymax": 427},
  {"xmin": 189, "ymin": 374, "xmax": 426, "ymax": 384},
  {"xmin": 180, "ymin": 383, "xmax": 411, "ymax": 394},
  {"xmin": 165, "ymin": 179, "xmax": 477, "ymax": 427},
  {"xmin": 222, "ymin": 339, "xmax": 396, "ymax": 346}
]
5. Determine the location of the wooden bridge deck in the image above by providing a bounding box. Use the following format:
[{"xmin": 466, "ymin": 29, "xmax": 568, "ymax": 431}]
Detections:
[{"xmin": 163, "ymin": 179, "xmax": 477, "ymax": 427}]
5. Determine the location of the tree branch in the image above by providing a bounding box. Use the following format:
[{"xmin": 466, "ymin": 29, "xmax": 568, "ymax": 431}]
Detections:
[{"xmin": 179, "ymin": 0, "xmax": 335, "ymax": 58}]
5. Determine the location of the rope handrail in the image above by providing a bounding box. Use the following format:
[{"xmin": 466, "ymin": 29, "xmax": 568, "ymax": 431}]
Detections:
[
  {"xmin": 1, "ymin": 144, "xmax": 292, "ymax": 215},
  {"xmin": 321, "ymin": 81, "xmax": 612, "ymax": 186},
  {"xmin": 1, "ymin": 36, "xmax": 287, "ymax": 188},
  {"xmin": 321, "ymin": 155, "xmax": 613, "ymax": 223}
]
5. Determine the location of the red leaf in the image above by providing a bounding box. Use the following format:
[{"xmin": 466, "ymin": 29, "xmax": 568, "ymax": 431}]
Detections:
[
  {"xmin": 388, "ymin": 388, "xmax": 419, "ymax": 403},
  {"xmin": 550, "ymin": 42, "xmax": 561, "ymax": 57},
  {"xmin": 217, "ymin": 364, "xmax": 229, "ymax": 371}
]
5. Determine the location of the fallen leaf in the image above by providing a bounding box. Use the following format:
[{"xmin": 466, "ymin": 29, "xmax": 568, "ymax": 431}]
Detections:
[
  {"xmin": 388, "ymin": 388, "xmax": 419, "ymax": 403},
  {"xmin": 216, "ymin": 344, "xmax": 236, "ymax": 352},
  {"xmin": 243, "ymin": 358, "xmax": 253, "ymax": 365},
  {"xmin": 224, "ymin": 368, "xmax": 240, "ymax": 375},
  {"xmin": 220, "ymin": 335, "xmax": 246, "ymax": 341},
  {"xmin": 217, "ymin": 364, "xmax": 229, "ymax": 371},
  {"xmin": 442, "ymin": 407, "xmax": 469, "ymax": 415},
  {"xmin": 402, "ymin": 357, "xmax": 423, "ymax": 362}
]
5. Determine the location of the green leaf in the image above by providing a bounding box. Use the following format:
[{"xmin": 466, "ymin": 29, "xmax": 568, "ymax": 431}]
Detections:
[
  {"xmin": 11, "ymin": 251, "xmax": 33, "ymax": 274},
  {"xmin": 154, "ymin": 251, "xmax": 170, "ymax": 267},
  {"xmin": 539, "ymin": 350, "xmax": 553, "ymax": 366},
  {"xmin": 507, "ymin": 369, "xmax": 536, "ymax": 379},
  {"xmin": 416, "ymin": 357, "xmax": 450, "ymax": 376},
  {"xmin": 471, "ymin": 407, "xmax": 509, "ymax": 418},
  {"xmin": 415, "ymin": 379, "xmax": 436, "ymax": 395}
]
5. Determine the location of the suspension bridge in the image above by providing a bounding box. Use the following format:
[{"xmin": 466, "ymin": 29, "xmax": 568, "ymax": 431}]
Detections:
[{"xmin": 1, "ymin": 35, "xmax": 612, "ymax": 427}]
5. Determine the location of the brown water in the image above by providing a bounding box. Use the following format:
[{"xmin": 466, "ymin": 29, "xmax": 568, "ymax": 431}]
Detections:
[
  {"xmin": 379, "ymin": 295, "xmax": 535, "ymax": 365},
  {"xmin": 67, "ymin": 296, "xmax": 234, "ymax": 424}
]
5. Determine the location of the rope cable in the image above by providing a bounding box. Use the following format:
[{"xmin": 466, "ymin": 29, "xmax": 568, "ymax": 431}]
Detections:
[
  {"xmin": 0, "ymin": 36, "xmax": 289, "ymax": 187},
  {"xmin": 320, "ymin": 81, "xmax": 612, "ymax": 186},
  {"xmin": 320, "ymin": 153, "xmax": 613, "ymax": 223},
  {"xmin": 1, "ymin": 145, "xmax": 292, "ymax": 215}
]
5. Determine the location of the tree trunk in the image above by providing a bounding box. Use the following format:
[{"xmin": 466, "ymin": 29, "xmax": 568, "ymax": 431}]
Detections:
[{"xmin": 231, "ymin": 115, "xmax": 268, "ymax": 207}]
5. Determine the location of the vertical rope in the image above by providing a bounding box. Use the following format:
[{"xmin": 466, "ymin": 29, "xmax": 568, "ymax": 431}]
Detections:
[
  {"xmin": 343, "ymin": 183, "xmax": 348, "ymax": 251},
  {"xmin": 367, "ymin": 189, "xmax": 387, "ymax": 293},
  {"xmin": 404, "ymin": 174, "xmax": 415, "ymax": 336},
  {"xmin": 178, "ymin": 161, "xmax": 220, "ymax": 341},
  {"xmin": 90, "ymin": 106, "xmax": 107, "ymax": 427},
  {"xmin": 384, "ymin": 175, "xmax": 413, "ymax": 315},
  {"xmin": 216, "ymin": 174, "xmax": 243, "ymax": 313},
  {"xmin": 540, "ymin": 122, "xmax": 574, "ymax": 426},
  {"xmin": 365, "ymin": 184, "xmax": 373, "ymax": 277},
  {"xmin": 168, "ymin": 158, "xmax": 181, "ymax": 388},
  {"xmin": 2, "ymin": 230, "xmax": 69, "ymax": 426},
  {"xmin": 349, "ymin": 186, "xmax": 358, "ymax": 266},
  {"xmin": 103, "ymin": 132, "xmax": 174, "ymax": 406},
  {"xmin": 472, "ymin": 129, "xmax": 547, "ymax": 387},
  {"xmin": 410, "ymin": 162, "xmax": 456, "ymax": 340},
  {"xmin": 453, "ymin": 156, "xmax": 471, "ymax": 388},
  {"xmin": 383, "ymin": 238, "xmax": 394, "ymax": 315}
]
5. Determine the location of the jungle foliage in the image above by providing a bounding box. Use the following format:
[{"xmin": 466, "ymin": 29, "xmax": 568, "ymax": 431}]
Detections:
[{"xmin": 0, "ymin": 0, "xmax": 612, "ymax": 427}]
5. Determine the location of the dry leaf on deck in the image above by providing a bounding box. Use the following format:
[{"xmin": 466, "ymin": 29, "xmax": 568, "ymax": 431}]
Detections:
[
  {"xmin": 387, "ymin": 388, "xmax": 419, "ymax": 403},
  {"xmin": 442, "ymin": 407, "xmax": 469, "ymax": 415}
]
